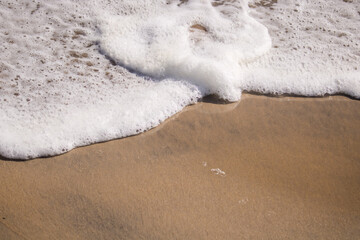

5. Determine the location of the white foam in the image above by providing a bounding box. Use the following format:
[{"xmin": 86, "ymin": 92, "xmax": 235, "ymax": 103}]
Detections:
[
  {"xmin": 0, "ymin": 0, "xmax": 201, "ymax": 159},
  {"xmin": 99, "ymin": 0, "xmax": 271, "ymax": 101},
  {"xmin": 0, "ymin": 0, "xmax": 359, "ymax": 159},
  {"xmin": 244, "ymin": 0, "xmax": 360, "ymax": 97}
]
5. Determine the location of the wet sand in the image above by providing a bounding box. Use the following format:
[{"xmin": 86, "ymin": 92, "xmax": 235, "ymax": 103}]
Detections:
[{"xmin": 0, "ymin": 94, "xmax": 359, "ymax": 239}]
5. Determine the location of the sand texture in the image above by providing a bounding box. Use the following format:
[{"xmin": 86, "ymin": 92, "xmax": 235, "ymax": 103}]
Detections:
[{"xmin": 1, "ymin": 95, "xmax": 360, "ymax": 239}]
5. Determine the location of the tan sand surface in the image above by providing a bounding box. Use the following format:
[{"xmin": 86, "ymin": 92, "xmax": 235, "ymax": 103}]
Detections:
[{"xmin": 0, "ymin": 95, "xmax": 359, "ymax": 239}]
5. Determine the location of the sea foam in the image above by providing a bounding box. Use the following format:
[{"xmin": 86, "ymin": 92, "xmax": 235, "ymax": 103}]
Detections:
[
  {"xmin": 0, "ymin": 0, "xmax": 359, "ymax": 159},
  {"xmin": 99, "ymin": 0, "xmax": 271, "ymax": 101}
]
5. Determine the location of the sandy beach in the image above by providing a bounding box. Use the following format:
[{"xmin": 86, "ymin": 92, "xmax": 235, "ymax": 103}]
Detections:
[{"xmin": 0, "ymin": 94, "xmax": 359, "ymax": 239}]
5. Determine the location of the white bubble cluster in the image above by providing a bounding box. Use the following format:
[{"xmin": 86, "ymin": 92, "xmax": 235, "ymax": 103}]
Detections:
[
  {"xmin": 99, "ymin": 0, "xmax": 271, "ymax": 101},
  {"xmin": 0, "ymin": 0, "xmax": 200, "ymax": 159},
  {"xmin": 244, "ymin": 0, "xmax": 360, "ymax": 96}
]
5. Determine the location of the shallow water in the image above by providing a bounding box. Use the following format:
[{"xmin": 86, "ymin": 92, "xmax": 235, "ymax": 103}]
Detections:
[{"xmin": 0, "ymin": 0, "xmax": 359, "ymax": 159}]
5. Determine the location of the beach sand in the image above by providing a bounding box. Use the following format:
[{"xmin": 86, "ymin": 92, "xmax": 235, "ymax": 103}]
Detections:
[{"xmin": 0, "ymin": 95, "xmax": 359, "ymax": 239}]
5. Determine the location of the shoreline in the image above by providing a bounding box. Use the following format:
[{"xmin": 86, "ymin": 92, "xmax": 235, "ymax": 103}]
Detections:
[
  {"xmin": 1, "ymin": 93, "xmax": 357, "ymax": 162},
  {"xmin": 1, "ymin": 94, "xmax": 359, "ymax": 239}
]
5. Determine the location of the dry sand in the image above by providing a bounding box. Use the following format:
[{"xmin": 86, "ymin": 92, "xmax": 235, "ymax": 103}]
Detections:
[{"xmin": 0, "ymin": 94, "xmax": 359, "ymax": 239}]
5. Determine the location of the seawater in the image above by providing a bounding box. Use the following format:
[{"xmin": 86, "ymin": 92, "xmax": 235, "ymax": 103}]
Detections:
[{"xmin": 0, "ymin": 0, "xmax": 359, "ymax": 159}]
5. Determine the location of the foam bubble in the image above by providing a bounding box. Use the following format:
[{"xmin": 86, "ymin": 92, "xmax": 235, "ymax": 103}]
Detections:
[
  {"xmin": 244, "ymin": 0, "xmax": 360, "ymax": 97},
  {"xmin": 99, "ymin": 0, "xmax": 271, "ymax": 101},
  {"xmin": 0, "ymin": 0, "xmax": 201, "ymax": 159}
]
